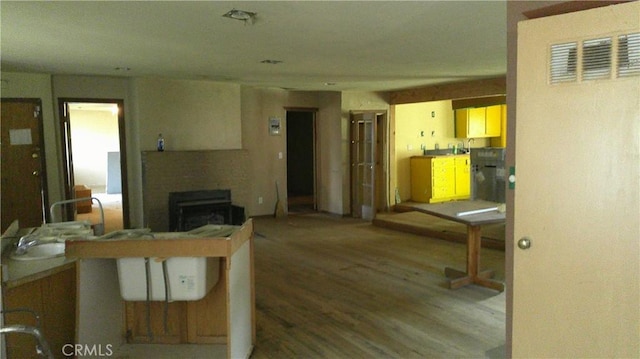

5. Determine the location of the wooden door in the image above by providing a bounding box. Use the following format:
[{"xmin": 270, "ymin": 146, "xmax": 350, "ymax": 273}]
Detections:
[
  {"xmin": 350, "ymin": 113, "xmax": 375, "ymax": 219},
  {"xmin": 1, "ymin": 99, "xmax": 47, "ymax": 231},
  {"xmin": 512, "ymin": 3, "xmax": 639, "ymax": 357}
]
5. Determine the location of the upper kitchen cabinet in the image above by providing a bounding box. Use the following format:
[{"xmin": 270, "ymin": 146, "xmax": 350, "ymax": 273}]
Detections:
[
  {"xmin": 455, "ymin": 104, "xmax": 504, "ymax": 139},
  {"xmin": 490, "ymin": 104, "xmax": 507, "ymax": 148}
]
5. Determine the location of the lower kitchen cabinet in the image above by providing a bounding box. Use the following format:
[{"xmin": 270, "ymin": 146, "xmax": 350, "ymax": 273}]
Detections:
[
  {"xmin": 411, "ymin": 155, "xmax": 470, "ymax": 203},
  {"xmin": 124, "ymin": 260, "xmax": 227, "ymax": 344},
  {"xmin": 2, "ymin": 264, "xmax": 77, "ymax": 359}
]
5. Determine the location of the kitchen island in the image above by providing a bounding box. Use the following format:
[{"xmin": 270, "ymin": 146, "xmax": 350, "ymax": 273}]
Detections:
[{"xmin": 65, "ymin": 219, "xmax": 255, "ymax": 359}]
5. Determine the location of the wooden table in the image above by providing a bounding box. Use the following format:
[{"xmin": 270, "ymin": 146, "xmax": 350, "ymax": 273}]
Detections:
[{"xmin": 402, "ymin": 200, "xmax": 505, "ymax": 291}]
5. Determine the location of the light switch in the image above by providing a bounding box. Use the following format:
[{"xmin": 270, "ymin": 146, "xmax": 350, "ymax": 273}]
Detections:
[{"xmin": 278, "ymin": 152, "xmax": 283, "ymax": 159}]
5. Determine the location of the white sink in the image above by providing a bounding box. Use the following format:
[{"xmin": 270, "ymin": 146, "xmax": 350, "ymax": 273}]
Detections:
[{"xmin": 11, "ymin": 243, "xmax": 66, "ymax": 261}]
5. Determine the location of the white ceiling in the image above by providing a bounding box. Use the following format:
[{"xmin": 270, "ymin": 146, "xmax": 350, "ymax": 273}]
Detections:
[{"xmin": 1, "ymin": 1, "xmax": 507, "ymax": 92}]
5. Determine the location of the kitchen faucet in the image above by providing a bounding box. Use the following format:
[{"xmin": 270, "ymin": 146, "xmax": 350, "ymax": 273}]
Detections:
[
  {"xmin": 467, "ymin": 138, "xmax": 475, "ymax": 151},
  {"xmin": 15, "ymin": 234, "xmax": 38, "ymax": 255}
]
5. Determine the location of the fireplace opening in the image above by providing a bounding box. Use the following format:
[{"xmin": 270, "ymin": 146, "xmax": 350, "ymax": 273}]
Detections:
[{"xmin": 168, "ymin": 189, "xmax": 245, "ymax": 231}]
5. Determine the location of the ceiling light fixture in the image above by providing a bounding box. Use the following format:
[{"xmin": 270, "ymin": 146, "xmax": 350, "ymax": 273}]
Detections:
[{"xmin": 222, "ymin": 9, "xmax": 257, "ymax": 23}]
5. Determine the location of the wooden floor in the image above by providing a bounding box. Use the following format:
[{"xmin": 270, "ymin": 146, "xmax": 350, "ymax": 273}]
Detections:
[{"xmin": 251, "ymin": 213, "xmax": 505, "ymax": 359}]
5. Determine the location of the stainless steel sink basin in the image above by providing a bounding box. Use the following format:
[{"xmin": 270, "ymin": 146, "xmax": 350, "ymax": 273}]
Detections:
[{"xmin": 11, "ymin": 243, "xmax": 65, "ymax": 261}]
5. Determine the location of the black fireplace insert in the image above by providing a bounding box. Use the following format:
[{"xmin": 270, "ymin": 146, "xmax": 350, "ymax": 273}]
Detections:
[{"xmin": 168, "ymin": 189, "xmax": 245, "ymax": 231}]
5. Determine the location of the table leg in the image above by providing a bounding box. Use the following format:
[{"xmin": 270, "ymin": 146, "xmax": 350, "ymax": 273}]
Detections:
[{"xmin": 445, "ymin": 224, "xmax": 504, "ymax": 291}]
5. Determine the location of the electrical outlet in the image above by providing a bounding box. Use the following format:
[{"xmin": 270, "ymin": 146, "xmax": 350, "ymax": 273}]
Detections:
[{"xmin": 258, "ymin": 196, "xmax": 263, "ymax": 204}]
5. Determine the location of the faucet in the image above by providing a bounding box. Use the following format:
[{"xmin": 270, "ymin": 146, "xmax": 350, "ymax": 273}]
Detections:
[
  {"xmin": 15, "ymin": 234, "xmax": 38, "ymax": 255},
  {"xmin": 467, "ymin": 138, "xmax": 475, "ymax": 152}
]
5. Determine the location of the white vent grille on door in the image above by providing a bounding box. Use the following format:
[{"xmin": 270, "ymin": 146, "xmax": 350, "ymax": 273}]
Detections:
[
  {"xmin": 582, "ymin": 37, "xmax": 612, "ymax": 80},
  {"xmin": 550, "ymin": 42, "xmax": 577, "ymax": 84},
  {"xmin": 618, "ymin": 32, "xmax": 640, "ymax": 77}
]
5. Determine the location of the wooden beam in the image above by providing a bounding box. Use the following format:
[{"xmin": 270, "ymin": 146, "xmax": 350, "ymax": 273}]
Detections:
[
  {"xmin": 452, "ymin": 95, "xmax": 506, "ymax": 110},
  {"xmin": 522, "ymin": 1, "xmax": 631, "ymax": 19},
  {"xmin": 388, "ymin": 77, "xmax": 506, "ymax": 105}
]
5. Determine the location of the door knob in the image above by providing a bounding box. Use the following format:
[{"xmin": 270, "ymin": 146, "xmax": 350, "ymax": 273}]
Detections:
[
  {"xmin": 32, "ymin": 170, "xmax": 40, "ymax": 177},
  {"xmin": 32, "ymin": 152, "xmax": 39, "ymax": 158},
  {"xmin": 517, "ymin": 237, "xmax": 531, "ymax": 250}
]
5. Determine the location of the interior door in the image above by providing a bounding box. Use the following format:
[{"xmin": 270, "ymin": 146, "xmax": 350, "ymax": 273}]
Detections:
[
  {"xmin": 1, "ymin": 99, "xmax": 47, "ymax": 231},
  {"xmin": 512, "ymin": 3, "xmax": 639, "ymax": 357},
  {"xmin": 350, "ymin": 113, "xmax": 375, "ymax": 220},
  {"xmin": 59, "ymin": 101, "xmax": 76, "ymax": 221}
]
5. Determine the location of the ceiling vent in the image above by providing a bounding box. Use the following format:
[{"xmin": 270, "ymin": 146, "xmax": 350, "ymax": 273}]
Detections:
[{"xmin": 618, "ymin": 32, "xmax": 640, "ymax": 78}]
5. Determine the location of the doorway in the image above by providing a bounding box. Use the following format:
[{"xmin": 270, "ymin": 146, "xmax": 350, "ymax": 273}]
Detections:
[
  {"xmin": 350, "ymin": 111, "xmax": 388, "ymax": 220},
  {"xmin": 58, "ymin": 99, "xmax": 129, "ymax": 231},
  {"xmin": 1, "ymin": 98, "xmax": 48, "ymax": 231},
  {"xmin": 286, "ymin": 110, "xmax": 317, "ymax": 213}
]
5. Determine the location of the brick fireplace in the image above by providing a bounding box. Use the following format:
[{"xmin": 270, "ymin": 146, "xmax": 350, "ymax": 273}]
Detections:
[{"xmin": 141, "ymin": 150, "xmax": 250, "ymax": 232}]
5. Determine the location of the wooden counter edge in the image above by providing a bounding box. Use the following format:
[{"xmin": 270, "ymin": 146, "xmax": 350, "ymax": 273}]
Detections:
[
  {"xmin": 2, "ymin": 261, "xmax": 76, "ymax": 289},
  {"xmin": 65, "ymin": 218, "xmax": 254, "ymax": 259}
]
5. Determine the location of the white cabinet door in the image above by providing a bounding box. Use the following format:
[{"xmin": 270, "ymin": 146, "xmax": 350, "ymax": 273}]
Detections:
[{"xmin": 512, "ymin": 3, "xmax": 639, "ymax": 357}]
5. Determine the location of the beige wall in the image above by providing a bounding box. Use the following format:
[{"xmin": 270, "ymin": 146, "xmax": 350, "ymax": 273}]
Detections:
[
  {"xmin": 133, "ymin": 78, "xmax": 242, "ymax": 151},
  {"xmin": 3, "ymin": 72, "xmax": 362, "ymax": 224},
  {"xmin": 50, "ymin": 75, "xmax": 141, "ymax": 224},
  {"xmin": 69, "ymin": 109, "xmax": 120, "ymax": 188}
]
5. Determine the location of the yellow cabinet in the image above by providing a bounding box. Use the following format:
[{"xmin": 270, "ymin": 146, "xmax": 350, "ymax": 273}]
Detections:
[
  {"xmin": 455, "ymin": 107, "xmax": 485, "ymax": 138},
  {"xmin": 455, "ymin": 105, "xmax": 505, "ymax": 139},
  {"xmin": 490, "ymin": 104, "xmax": 508, "ymax": 148},
  {"xmin": 485, "ymin": 105, "xmax": 502, "ymax": 137},
  {"xmin": 410, "ymin": 155, "xmax": 470, "ymax": 203},
  {"xmin": 454, "ymin": 156, "xmax": 471, "ymax": 198}
]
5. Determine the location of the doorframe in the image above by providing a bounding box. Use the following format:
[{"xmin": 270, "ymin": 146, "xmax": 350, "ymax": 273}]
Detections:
[
  {"xmin": 284, "ymin": 107, "xmax": 319, "ymax": 211},
  {"xmin": 57, "ymin": 98, "xmax": 130, "ymax": 228},
  {"xmin": 349, "ymin": 110, "xmax": 389, "ymax": 218}
]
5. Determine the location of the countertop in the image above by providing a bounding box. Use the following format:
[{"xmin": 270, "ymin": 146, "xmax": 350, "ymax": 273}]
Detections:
[
  {"xmin": 2, "ymin": 252, "xmax": 76, "ymax": 289},
  {"xmin": 1, "ymin": 225, "xmax": 76, "ymax": 289},
  {"xmin": 411, "ymin": 153, "xmax": 471, "ymax": 159}
]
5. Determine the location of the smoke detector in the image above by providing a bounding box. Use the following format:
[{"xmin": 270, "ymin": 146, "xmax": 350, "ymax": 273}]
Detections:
[{"xmin": 222, "ymin": 9, "xmax": 257, "ymax": 23}]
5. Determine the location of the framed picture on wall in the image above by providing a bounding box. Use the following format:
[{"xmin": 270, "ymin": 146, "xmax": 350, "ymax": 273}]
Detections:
[{"xmin": 269, "ymin": 117, "xmax": 281, "ymax": 135}]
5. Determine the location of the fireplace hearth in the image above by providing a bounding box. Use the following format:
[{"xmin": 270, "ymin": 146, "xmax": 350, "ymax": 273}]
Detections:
[{"xmin": 168, "ymin": 189, "xmax": 245, "ymax": 231}]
